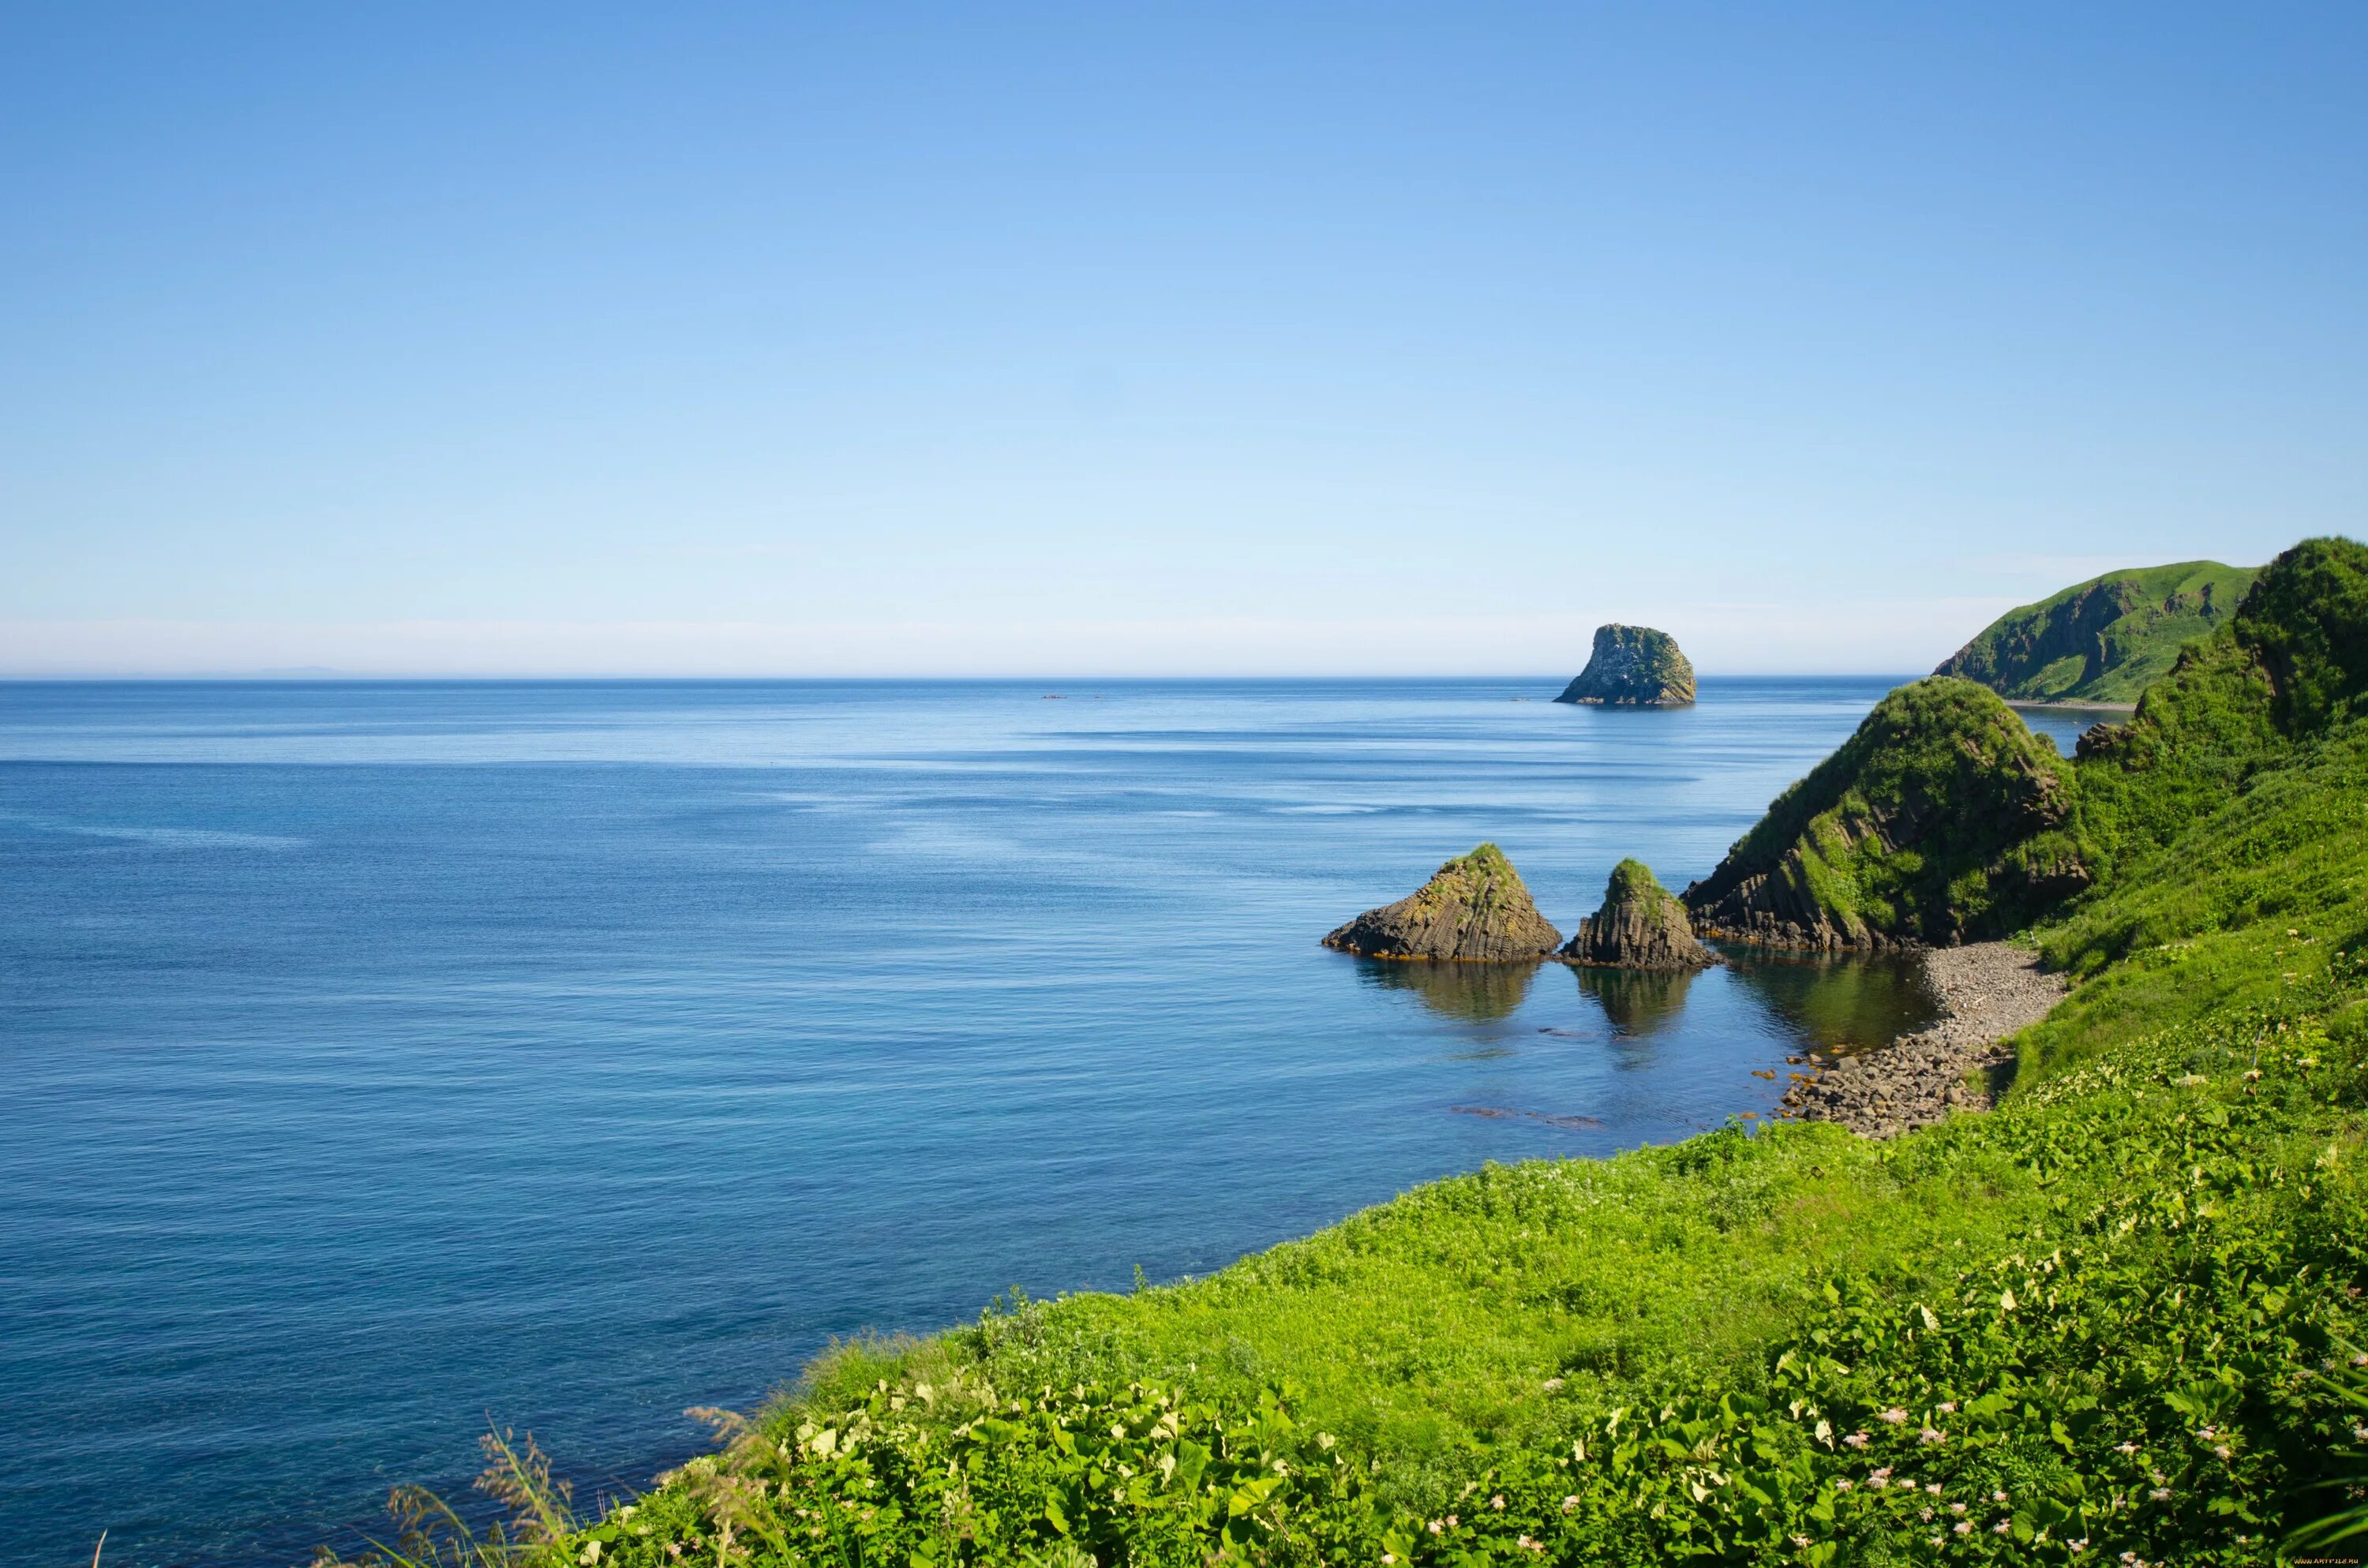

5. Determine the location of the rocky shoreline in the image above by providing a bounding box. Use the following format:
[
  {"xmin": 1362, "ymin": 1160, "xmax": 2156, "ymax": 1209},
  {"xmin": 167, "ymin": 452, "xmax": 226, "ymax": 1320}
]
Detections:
[{"xmin": 1774, "ymin": 942, "xmax": 2068, "ymax": 1138}]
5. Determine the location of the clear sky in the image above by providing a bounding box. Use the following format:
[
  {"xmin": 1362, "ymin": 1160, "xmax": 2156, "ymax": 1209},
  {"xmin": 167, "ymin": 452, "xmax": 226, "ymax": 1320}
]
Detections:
[{"xmin": 2, "ymin": 3, "xmax": 2361, "ymax": 676}]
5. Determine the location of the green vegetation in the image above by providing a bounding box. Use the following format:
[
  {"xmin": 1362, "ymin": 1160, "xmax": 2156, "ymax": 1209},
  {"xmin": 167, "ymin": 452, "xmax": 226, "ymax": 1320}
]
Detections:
[
  {"xmin": 1684, "ymin": 679, "xmax": 2087, "ymax": 947},
  {"xmin": 2074, "ymin": 537, "xmax": 2368, "ymax": 884},
  {"xmin": 1936, "ymin": 560, "xmax": 2257, "ymax": 704},
  {"xmin": 1602, "ymin": 858, "xmax": 1670, "ymax": 914},
  {"xmin": 1689, "ymin": 538, "xmax": 2368, "ymax": 952},
  {"xmin": 1418, "ymin": 844, "xmax": 1530, "ymax": 920},
  {"xmin": 335, "ymin": 539, "xmax": 2368, "ymax": 1566}
]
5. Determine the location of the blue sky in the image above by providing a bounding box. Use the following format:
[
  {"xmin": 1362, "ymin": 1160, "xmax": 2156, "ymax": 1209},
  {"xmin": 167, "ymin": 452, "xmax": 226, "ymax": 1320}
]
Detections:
[{"xmin": 2, "ymin": 3, "xmax": 2361, "ymax": 675}]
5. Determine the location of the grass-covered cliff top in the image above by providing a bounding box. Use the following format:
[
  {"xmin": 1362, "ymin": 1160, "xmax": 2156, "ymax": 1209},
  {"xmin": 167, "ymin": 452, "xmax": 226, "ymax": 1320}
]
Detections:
[
  {"xmin": 1416, "ymin": 842, "xmax": 1527, "ymax": 911},
  {"xmin": 340, "ymin": 539, "xmax": 2368, "ymax": 1568},
  {"xmin": 1600, "ymin": 856, "xmax": 1665, "ymax": 905},
  {"xmin": 1936, "ymin": 559, "xmax": 2258, "ymax": 705},
  {"xmin": 1594, "ymin": 858, "xmax": 1689, "ymax": 935}
]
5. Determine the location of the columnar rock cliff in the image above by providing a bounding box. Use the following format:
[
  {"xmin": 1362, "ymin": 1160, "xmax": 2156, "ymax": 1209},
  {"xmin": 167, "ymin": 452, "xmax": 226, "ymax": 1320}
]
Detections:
[
  {"xmin": 1554, "ymin": 625, "xmax": 1695, "ymax": 706},
  {"xmin": 1323, "ymin": 843, "xmax": 1563, "ymax": 961},
  {"xmin": 1684, "ymin": 678, "xmax": 2088, "ymax": 949},
  {"xmin": 1562, "ymin": 859, "xmax": 1716, "ymax": 969}
]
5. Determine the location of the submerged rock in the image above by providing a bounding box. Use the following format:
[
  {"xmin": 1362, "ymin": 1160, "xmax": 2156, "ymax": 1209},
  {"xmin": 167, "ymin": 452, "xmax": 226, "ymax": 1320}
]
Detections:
[
  {"xmin": 1323, "ymin": 843, "xmax": 1563, "ymax": 961},
  {"xmin": 1555, "ymin": 625, "xmax": 1696, "ymax": 706},
  {"xmin": 1562, "ymin": 859, "xmax": 1717, "ymax": 969}
]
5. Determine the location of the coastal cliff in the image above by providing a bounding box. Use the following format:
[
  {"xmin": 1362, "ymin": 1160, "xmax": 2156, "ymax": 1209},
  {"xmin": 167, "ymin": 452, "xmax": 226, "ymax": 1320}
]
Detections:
[
  {"xmin": 1935, "ymin": 559, "xmax": 2257, "ymax": 705},
  {"xmin": 1322, "ymin": 842, "xmax": 1562, "ymax": 960},
  {"xmin": 1554, "ymin": 624, "xmax": 1695, "ymax": 706},
  {"xmin": 1684, "ymin": 677, "xmax": 2088, "ymax": 949}
]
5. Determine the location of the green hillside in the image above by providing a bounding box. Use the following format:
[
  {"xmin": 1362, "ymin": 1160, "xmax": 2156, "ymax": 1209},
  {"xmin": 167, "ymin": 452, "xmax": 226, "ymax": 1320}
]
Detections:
[
  {"xmin": 1936, "ymin": 559, "xmax": 2258, "ymax": 704},
  {"xmin": 337, "ymin": 541, "xmax": 2368, "ymax": 1568},
  {"xmin": 1683, "ymin": 678, "xmax": 2088, "ymax": 948}
]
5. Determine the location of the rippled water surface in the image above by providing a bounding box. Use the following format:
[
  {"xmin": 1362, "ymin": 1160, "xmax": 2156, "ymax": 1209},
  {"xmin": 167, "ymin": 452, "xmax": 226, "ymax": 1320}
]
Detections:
[{"xmin": 0, "ymin": 679, "xmax": 2096, "ymax": 1564}]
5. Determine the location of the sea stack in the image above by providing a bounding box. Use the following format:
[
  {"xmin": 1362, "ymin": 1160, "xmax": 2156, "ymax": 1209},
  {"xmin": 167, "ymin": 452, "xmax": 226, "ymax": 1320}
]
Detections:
[
  {"xmin": 1555, "ymin": 625, "xmax": 1696, "ymax": 706},
  {"xmin": 1563, "ymin": 859, "xmax": 1717, "ymax": 969},
  {"xmin": 1324, "ymin": 843, "xmax": 1563, "ymax": 961}
]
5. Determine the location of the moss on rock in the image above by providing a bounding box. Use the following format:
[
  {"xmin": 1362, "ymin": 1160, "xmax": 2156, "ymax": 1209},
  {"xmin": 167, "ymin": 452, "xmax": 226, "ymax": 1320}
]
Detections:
[{"xmin": 1323, "ymin": 843, "xmax": 1563, "ymax": 961}]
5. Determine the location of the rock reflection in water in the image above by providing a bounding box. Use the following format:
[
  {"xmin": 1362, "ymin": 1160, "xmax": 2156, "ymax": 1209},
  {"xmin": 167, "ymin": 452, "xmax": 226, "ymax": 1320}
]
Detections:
[
  {"xmin": 1714, "ymin": 946, "xmax": 1939, "ymax": 1054},
  {"xmin": 1571, "ymin": 964, "xmax": 1700, "ymax": 1037},
  {"xmin": 1358, "ymin": 958, "xmax": 1540, "ymax": 1022}
]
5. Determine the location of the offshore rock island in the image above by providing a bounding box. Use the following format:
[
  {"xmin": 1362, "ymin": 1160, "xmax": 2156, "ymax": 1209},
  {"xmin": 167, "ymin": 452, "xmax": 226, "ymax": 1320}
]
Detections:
[
  {"xmin": 1561, "ymin": 859, "xmax": 1716, "ymax": 969},
  {"xmin": 1553, "ymin": 623, "xmax": 1695, "ymax": 706},
  {"xmin": 1321, "ymin": 841, "xmax": 1563, "ymax": 960}
]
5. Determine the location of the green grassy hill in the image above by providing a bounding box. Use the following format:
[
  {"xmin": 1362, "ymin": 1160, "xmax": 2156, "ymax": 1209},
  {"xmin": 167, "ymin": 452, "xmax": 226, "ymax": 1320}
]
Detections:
[
  {"xmin": 1683, "ymin": 679, "xmax": 2088, "ymax": 949},
  {"xmin": 1937, "ymin": 560, "xmax": 2258, "ymax": 705},
  {"xmin": 343, "ymin": 541, "xmax": 2368, "ymax": 1568}
]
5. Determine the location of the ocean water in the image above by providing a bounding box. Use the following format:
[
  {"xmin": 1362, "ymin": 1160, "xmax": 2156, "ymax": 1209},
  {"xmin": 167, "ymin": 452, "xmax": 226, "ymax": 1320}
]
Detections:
[{"xmin": 0, "ymin": 678, "xmax": 2100, "ymax": 1565}]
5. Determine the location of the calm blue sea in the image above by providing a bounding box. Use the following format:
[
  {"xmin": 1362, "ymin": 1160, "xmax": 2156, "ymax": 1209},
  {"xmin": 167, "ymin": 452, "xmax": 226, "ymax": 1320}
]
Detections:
[{"xmin": 0, "ymin": 679, "xmax": 2101, "ymax": 1565}]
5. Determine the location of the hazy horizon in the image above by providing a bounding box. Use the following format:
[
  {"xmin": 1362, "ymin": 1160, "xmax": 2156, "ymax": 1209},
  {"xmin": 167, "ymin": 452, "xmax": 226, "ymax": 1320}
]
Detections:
[{"xmin": 6, "ymin": 6, "xmax": 2359, "ymax": 677}]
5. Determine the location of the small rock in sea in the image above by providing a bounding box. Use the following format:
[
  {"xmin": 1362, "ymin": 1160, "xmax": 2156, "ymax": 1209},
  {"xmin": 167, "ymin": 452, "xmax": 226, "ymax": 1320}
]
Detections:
[
  {"xmin": 1562, "ymin": 859, "xmax": 1717, "ymax": 970},
  {"xmin": 1323, "ymin": 843, "xmax": 1563, "ymax": 961}
]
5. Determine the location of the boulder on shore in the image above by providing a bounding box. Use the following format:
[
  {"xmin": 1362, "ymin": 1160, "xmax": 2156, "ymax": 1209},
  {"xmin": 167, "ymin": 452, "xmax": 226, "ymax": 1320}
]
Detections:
[
  {"xmin": 1555, "ymin": 625, "xmax": 1695, "ymax": 706},
  {"xmin": 1324, "ymin": 843, "xmax": 1563, "ymax": 961},
  {"xmin": 1562, "ymin": 859, "xmax": 1717, "ymax": 969}
]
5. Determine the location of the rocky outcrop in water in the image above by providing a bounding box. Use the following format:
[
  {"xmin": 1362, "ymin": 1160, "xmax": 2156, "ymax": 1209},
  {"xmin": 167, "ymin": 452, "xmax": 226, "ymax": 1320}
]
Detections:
[
  {"xmin": 1323, "ymin": 843, "xmax": 1563, "ymax": 961},
  {"xmin": 1562, "ymin": 859, "xmax": 1716, "ymax": 969},
  {"xmin": 1555, "ymin": 625, "xmax": 1695, "ymax": 706}
]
